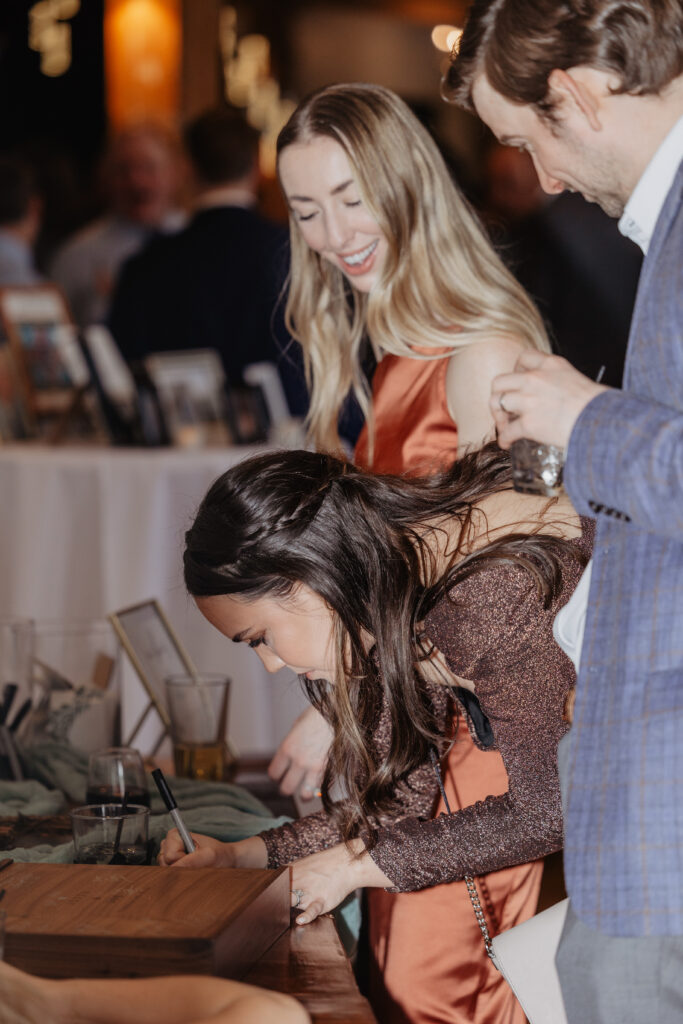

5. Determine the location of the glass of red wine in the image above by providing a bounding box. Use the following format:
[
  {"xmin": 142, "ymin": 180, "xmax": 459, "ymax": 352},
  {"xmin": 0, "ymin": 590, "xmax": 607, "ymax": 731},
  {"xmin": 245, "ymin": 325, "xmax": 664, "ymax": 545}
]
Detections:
[{"xmin": 86, "ymin": 746, "xmax": 150, "ymax": 808}]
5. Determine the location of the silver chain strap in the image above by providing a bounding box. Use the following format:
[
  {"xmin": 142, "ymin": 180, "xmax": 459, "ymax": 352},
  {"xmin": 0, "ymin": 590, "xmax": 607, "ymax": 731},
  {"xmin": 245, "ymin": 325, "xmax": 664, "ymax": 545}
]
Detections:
[
  {"xmin": 464, "ymin": 875, "xmax": 498, "ymax": 967},
  {"xmin": 429, "ymin": 747, "xmax": 499, "ymax": 969}
]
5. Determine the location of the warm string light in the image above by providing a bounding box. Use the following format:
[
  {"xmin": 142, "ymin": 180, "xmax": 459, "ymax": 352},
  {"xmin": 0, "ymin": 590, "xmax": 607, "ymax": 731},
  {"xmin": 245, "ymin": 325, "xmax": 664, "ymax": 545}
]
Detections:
[
  {"xmin": 219, "ymin": 6, "xmax": 296, "ymax": 177},
  {"xmin": 103, "ymin": 0, "xmax": 181, "ymax": 129},
  {"xmin": 431, "ymin": 23, "xmax": 462, "ymax": 53},
  {"xmin": 29, "ymin": 0, "xmax": 81, "ymax": 77}
]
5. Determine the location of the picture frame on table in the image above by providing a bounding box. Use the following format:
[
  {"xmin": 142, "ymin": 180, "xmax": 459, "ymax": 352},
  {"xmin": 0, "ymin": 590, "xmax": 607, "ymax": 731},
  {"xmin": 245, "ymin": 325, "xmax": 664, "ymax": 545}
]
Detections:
[
  {"xmin": 0, "ymin": 339, "xmax": 32, "ymax": 442},
  {"xmin": 0, "ymin": 285, "xmax": 102, "ymax": 440},
  {"xmin": 224, "ymin": 382, "xmax": 270, "ymax": 445},
  {"xmin": 108, "ymin": 598, "xmax": 195, "ymax": 752},
  {"xmin": 143, "ymin": 349, "xmax": 232, "ymax": 447}
]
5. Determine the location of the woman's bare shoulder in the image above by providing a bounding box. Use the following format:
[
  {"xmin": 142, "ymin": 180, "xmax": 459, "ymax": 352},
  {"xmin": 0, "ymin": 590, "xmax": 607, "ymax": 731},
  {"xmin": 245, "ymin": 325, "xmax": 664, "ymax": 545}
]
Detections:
[
  {"xmin": 447, "ymin": 335, "xmax": 529, "ymax": 375},
  {"xmin": 468, "ymin": 488, "xmax": 582, "ymax": 548},
  {"xmin": 445, "ymin": 337, "xmax": 531, "ymax": 454}
]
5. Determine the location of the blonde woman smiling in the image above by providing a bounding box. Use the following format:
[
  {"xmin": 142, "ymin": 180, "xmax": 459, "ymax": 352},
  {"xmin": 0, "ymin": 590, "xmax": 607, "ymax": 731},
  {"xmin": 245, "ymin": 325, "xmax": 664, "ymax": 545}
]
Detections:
[{"xmin": 277, "ymin": 82, "xmax": 549, "ymax": 467}]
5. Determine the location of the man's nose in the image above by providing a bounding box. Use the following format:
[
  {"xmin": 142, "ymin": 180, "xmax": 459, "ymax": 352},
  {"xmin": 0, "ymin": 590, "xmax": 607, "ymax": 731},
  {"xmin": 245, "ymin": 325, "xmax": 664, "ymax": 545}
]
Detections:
[
  {"xmin": 532, "ymin": 158, "xmax": 564, "ymax": 196},
  {"xmin": 532, "ymin": 163, "xmax": 565, "ymax": 195}
]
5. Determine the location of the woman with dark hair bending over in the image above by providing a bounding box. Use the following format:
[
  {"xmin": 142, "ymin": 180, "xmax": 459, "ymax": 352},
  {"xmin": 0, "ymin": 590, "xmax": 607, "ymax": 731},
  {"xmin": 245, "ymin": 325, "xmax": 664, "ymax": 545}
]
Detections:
[{"xmin": 160, "ymin": 447, "xmax": 592, "ymax": 1011}]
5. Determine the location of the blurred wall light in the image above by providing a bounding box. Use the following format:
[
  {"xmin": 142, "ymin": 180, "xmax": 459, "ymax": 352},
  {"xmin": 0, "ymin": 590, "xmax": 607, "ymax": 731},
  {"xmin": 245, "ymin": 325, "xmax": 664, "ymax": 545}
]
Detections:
[
  {"xmin": 104, "ymin": 0, "xmax": 181, "ymax": 129},
  {"xmin": 29, "ymin": 0, "xmax": 81, "ymax": 78},
  {"xmin": 431, "ymin": 23, "xmax": 461, "ymax": 53},
  {"xmin": 219, "ymin": 6, "xmax": 296, "ymax": 177},
  {"xmin": 447, "ymin": 28, "xmax": 463, "ymax": 51}
]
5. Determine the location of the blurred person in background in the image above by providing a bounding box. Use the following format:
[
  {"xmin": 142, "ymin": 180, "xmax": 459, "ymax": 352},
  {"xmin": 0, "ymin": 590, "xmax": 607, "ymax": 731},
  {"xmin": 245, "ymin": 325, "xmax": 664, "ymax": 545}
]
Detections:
[
  {"xmin": 108, "ymin": 106, "xmax": 304, "ymax": 413},
  {"xmin": 0, "ymin": 155, "xmax": 43, "ymax": 286},
  {"xmin": 50, "ymin": 123, "xmax": 186, "ymax": 328}
]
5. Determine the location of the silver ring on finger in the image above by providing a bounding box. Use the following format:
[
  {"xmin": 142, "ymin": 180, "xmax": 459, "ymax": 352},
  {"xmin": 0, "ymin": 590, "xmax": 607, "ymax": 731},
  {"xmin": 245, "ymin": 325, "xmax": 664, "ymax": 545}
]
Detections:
[{"xmin": 291, "ymin": 888, "xmax": 305, "ymax": 908}]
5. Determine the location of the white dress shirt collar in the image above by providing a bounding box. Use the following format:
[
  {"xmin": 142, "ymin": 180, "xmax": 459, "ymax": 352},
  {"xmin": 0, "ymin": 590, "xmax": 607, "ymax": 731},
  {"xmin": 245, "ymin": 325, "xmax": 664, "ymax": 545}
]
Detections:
[{"xmin": 619, "ymin": 114, "xmax": 683, "ymax": 254}]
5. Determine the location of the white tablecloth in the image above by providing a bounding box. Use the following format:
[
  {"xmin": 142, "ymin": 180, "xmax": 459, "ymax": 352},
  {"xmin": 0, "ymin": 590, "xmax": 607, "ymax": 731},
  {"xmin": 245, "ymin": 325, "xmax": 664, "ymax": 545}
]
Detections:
[{"xmin": 0, "ymin": 444, "xmax": 308, "ymax": 755}]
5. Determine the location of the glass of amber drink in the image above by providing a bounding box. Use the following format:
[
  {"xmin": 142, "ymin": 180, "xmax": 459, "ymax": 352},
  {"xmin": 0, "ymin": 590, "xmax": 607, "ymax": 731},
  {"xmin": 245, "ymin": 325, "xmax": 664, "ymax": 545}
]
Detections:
[{"xmin": 165, "ymin": 674, "xmax": 231, "ymax": 781}]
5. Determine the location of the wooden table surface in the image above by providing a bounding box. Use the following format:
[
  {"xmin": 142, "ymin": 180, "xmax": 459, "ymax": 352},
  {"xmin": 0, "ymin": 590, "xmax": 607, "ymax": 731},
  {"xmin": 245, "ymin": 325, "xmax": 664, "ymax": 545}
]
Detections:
[
  {"xmin": 248, "ymin": 914, "xmax": 377, "ymax": 1024},
  {"xmin": 1, "ymin": 760, "xmax": 378, "ymax": 1024},
  {"xmin": 232, "ymin": 759, "xmax": 377, "ymax": 1020}
]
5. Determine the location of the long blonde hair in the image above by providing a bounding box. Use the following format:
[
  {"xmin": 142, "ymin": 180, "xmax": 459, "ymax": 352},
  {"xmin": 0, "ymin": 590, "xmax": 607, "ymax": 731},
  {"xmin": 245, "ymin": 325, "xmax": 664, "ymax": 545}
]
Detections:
[{"xmin": 277, "ymin": 83, "xmax": 550, "ymax": 455}]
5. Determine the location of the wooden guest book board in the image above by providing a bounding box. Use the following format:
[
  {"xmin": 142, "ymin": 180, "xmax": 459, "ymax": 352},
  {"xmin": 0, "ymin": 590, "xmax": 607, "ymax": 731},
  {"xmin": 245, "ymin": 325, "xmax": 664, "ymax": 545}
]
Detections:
[{"xmin": 1, "ymin": 863, "xmax": 290, "ymax": 980}]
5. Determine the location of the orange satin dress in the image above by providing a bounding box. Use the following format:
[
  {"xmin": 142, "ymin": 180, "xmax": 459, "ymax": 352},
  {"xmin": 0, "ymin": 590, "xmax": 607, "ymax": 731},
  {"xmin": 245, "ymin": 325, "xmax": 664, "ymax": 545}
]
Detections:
[{"xmin": 355, "ymin": 351, "xmax": 543, "ymax": 1024}]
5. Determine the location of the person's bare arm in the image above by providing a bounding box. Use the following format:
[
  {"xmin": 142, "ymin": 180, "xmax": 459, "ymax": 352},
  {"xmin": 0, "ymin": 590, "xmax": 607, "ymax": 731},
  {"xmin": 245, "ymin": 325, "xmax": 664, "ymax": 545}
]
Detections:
[
  {"xmin": 158, "ymin": 831, "xmax": 267, "ymax": 869},
  {"xmin": 290, "ymin": 838, "xmax": 395, "ymax": 926},
  {"xmin": 446, "ymin": 336, "xmax": 526, "ymax": 455},
  {"xmin": 268, "ymin": 706, "xmax": 333, "ymax": 800},
  {"xmin": 0, "ymin": 962, "xmax": 310, "ymax": 1024}
]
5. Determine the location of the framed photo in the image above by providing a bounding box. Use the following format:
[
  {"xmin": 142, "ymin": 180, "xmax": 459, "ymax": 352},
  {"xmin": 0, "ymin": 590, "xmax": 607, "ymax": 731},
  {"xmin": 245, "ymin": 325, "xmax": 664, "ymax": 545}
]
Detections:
[
  {"xmin": 144, "ymin": 349, "xmax": 232, "ymax": 447},
  {"xmin": 225, "ymin": 384, "xmax": 270, "ymax": 444},
  {"xmin": 82, "ymin": 325, "xmax": 137, "ymax": 408},
  {"xmin": 0, "ymin": 340, "xmax": 32, "ymax": 442},
  {"xmin": 0, "ymin": 285, "xmax": 90, "ymax": 418},
  {"xmin": 109, "ymin": 599, "xmax": 198, "ymax": 750}
]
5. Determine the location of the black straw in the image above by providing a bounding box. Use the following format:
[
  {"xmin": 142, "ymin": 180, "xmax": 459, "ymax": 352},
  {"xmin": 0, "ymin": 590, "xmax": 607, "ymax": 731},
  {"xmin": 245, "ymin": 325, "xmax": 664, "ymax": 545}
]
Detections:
[{"xmin": 109, "ymin": 793, "xmax": 129, "ymax": 864}]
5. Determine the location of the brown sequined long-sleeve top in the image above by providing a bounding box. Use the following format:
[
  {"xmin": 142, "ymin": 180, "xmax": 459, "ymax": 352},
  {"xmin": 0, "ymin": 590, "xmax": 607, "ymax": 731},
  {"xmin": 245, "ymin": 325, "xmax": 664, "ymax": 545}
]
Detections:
[{"xmin": 261, "ymin": 522, "xmax": 593, "ymax": 891}]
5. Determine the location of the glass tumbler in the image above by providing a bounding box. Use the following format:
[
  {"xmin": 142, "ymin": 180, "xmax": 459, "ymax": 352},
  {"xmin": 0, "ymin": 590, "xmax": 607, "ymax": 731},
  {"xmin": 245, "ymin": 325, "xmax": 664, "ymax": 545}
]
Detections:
[
  {"xmin": 165, "ymin": 674, "xmax": 231, "ymax": 781},
  {"xmin": 71, "ymin": 804, "xmax": 150, "ymax": 865},
  {"xmin": 510, "ymin": 438, "xmax": 565, "ymax": 497},
  {"xmin": 86, "ymin": 746, "xmax": 150, "ymax": 807}
]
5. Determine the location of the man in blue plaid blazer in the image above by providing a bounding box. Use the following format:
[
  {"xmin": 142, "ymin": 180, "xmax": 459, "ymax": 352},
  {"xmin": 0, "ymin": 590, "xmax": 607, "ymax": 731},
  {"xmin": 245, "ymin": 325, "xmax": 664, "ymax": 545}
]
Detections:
[{"xmin": 448, "ymin": 1, "xmax": 683, "ymax": 1020}]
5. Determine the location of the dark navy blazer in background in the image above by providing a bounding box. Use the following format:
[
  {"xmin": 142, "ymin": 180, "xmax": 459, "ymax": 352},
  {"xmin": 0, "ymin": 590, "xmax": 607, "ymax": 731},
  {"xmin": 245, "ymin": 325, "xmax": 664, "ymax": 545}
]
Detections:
[{"xmin": 108, "ymin": 205, "xmax": 307, "ymax": 416}]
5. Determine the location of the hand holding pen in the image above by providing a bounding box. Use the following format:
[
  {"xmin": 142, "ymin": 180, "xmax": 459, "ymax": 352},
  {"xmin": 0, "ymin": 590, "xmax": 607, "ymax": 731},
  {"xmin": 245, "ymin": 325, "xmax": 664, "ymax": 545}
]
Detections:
[
  {"xmin": 152, "ymin": 768, "xmax": 196, "ymax": 855},
  {"xmin": 153, "ymin": 767, "xmax": 266, "ymax": 869}
]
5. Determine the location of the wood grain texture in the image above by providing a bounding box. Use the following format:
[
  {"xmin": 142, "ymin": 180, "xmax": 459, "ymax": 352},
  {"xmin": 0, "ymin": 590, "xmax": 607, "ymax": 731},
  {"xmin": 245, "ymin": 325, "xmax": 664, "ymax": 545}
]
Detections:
[
  {"xmin": 246, "ymin": 915, "xmax": 378, "ymax": 1024},
  {"xmin": 1, "ymin": 863, "xmax": 289, "ymax": 980},
  {"xmin": 0, "ymin": 814, "xmax": 72, "ymax": 850}
]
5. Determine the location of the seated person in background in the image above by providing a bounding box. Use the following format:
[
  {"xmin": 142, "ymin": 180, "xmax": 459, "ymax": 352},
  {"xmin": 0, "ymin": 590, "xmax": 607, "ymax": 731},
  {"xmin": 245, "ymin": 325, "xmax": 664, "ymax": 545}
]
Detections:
[
  {"xmin": 108, "ymin": 106, "xmax": 304, "ymax": 415},
  {"xmin": 0, "ymin": 155, "xmax": 44, "ymax": 286},
  {"xmin": 50, "ymin": 123, "xmax": 186, "ymax": 328},
  {"xmin": 0, "ymin": 960, "xmax": 309, "ymax": 1024}
]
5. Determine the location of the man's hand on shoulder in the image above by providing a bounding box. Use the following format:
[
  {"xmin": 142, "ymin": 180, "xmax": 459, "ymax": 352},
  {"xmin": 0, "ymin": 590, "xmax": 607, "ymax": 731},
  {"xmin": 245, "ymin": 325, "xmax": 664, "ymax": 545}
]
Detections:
[{"xmin": 490, "ymin": 350, "xmax": 609, "ymax": 450}]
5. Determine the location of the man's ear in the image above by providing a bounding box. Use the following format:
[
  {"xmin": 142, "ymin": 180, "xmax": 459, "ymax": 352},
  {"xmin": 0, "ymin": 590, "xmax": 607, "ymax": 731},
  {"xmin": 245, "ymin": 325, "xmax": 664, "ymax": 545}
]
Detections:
[{"xmin": 548, "ymin": 68, "xmax": 602, "ymax": 131}]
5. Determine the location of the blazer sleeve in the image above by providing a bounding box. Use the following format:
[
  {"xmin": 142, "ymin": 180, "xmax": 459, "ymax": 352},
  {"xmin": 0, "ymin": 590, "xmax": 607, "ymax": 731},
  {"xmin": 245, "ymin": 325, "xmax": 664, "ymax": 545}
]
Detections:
[{"xmin": 564, "ymin": 388, "xmax": 683, "ymax": 537}]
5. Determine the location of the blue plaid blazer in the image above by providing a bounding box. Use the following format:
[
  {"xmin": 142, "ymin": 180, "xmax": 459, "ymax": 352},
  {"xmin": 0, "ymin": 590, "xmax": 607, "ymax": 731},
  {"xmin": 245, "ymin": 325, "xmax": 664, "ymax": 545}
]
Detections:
[{"xmin": 563, "ymin": 158, "xmax": 683, "ymax": 937}]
